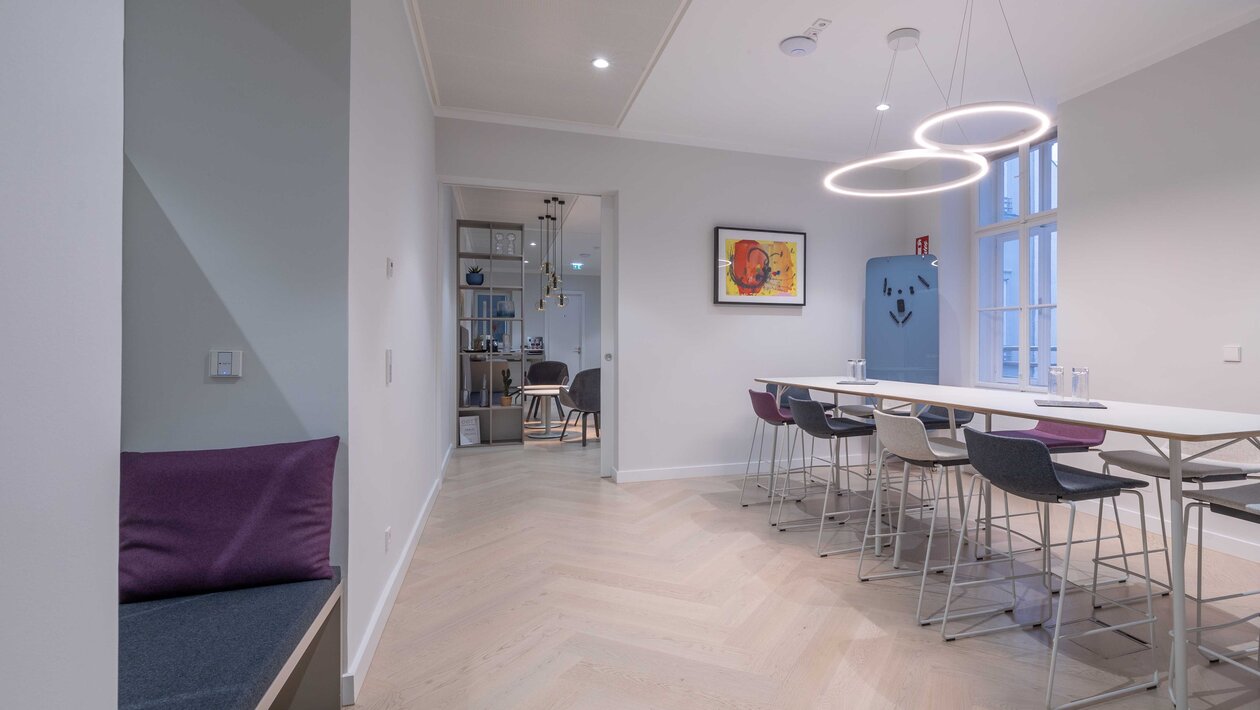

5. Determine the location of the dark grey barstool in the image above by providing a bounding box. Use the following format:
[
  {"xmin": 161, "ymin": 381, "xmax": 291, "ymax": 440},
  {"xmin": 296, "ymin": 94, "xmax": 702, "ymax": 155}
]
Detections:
[
  {"xmin": 946, "ymin": 430, "xmax": 1159, "ymax": 710},
  {"xmin": 785, "ymin": 398, "xmax": 875, "ymax": 556},
  {"xmin": 558, "ymin": 368, "xmax": 599, "ymax": 446}
]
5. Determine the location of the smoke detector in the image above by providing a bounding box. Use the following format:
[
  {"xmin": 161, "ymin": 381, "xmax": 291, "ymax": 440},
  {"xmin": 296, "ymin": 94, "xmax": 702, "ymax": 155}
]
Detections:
[
  {"xmin": 779, "ymin": 35, "xmax": 817, "ymax": 57},
  {"xmin": 780, "ymin": 18, "xmax": 831, "ymax": 57}
]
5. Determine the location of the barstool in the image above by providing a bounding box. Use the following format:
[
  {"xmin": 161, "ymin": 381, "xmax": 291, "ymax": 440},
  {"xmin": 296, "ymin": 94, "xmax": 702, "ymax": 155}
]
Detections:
[
  {"xmin": 946, "ymin": 430, "xmax": 1159, "ymax": 710},
  {"xmin": 859, "ymin": 411, "xmax": 971, "ymax": 626},
  {"xmin": 1098, "ymin": 449, "xmax": 1260, "ymax": 595},
  {"xmin": 784, "ymin": 398, "xmax": 875, "ymax": 556},
  {"xmin": 741, "ymin": 390, "xmax": 795, "ymax": 512},
  {"xmin": 1173, "ymin": 482, "xmax": 1260, "ymax": 691},
  {"xmin": 989, "ymin": 421, "xmax": 1109, "ymax": 562}
]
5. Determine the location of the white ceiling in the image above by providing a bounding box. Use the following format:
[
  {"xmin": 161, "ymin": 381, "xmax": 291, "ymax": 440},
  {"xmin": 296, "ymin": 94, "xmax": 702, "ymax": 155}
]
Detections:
[
  {"xmin": 454, "ymin": 186, "xmax": 602, "ymax": 275},
  {"xmin": 414, "ymin": 0, "xmax": 1260, "ymax": 162},
  {"xmin": 412, "ymin": 0, "xmax": 691, "ymax": 125}
]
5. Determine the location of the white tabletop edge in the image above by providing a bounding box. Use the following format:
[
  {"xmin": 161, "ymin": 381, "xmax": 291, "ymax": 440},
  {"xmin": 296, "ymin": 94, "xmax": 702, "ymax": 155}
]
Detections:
[{"xmin": 756, "ymin": 376, "xmax": 1260, "ymax": 442}]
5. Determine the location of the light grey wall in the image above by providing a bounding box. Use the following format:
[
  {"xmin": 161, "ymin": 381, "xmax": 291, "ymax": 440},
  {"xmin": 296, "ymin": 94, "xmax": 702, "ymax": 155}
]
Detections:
[
  {"xmin": 123, "ymin": 0, "xmax": 350, "ymax": 562},
  {"xmin": 344, "ymin": 0, "xmax": 443, "ymax": 699},
  {"xmin": 905, "ymin": 162, "xmax": 972, "ymax": 386},
  {"xmin": 437, "ymin": 118, "xmax": 908, "ymax": 480},
  {"xmin": 1054, "ymin": 19, "xmax": 1260, "ymax": 559},
  {"xmin": 1, "ymin": 2, "xmax": 123, "ymax": 706}
]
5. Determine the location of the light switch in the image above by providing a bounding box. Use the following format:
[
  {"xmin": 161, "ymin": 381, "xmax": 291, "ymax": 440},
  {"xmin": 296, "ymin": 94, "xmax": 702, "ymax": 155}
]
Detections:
[
  {"xmin": 1224, "ymin": 345, "xmax": 1242, "ymax": 363},
  {"xmin": 209, "ymin": 350, "xmax": 243, "ymax": 378}
]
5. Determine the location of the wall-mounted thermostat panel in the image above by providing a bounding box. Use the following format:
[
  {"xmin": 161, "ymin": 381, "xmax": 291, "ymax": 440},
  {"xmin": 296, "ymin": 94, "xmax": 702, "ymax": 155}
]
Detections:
[{"xmin": 209, "ymin": 350, "xmax": 243, "ymax": 378}]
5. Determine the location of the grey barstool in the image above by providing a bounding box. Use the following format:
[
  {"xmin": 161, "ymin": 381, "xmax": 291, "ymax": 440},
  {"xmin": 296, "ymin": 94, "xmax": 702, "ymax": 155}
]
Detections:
[
  {"xmin": 784, "ymin": 398, "xmax": 875, "ymax": 556},
  {"xmin": 1172, "ymin": 482, "xmax": 1260, "ymax": 691},
  {"xmin": 1098, "ymin": 449, "xmax": 1260, "ymax": 594},
  {"xmin": 859, "ymin": 411, "xmax": 971, "ymax": 626},
  {"xmin": 945, "ymin": 430, "xmax": 1159, "ymax": 710}
]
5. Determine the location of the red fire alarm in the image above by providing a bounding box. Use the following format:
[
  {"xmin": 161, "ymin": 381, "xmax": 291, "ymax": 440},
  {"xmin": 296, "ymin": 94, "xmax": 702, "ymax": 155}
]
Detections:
[{"xmin": 915, "ymin": 235, "xmax": 930, "ymax": 255}]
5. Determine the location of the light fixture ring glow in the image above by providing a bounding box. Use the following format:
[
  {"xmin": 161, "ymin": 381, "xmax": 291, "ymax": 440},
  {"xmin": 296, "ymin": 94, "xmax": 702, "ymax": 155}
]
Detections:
[
  {"xmin": 823, "ymin": 148, "xmax": 989, "ymax": 198},
  {"xmin": 913, "ymin": 101, "xmax": 1052, "ymax": 154}
]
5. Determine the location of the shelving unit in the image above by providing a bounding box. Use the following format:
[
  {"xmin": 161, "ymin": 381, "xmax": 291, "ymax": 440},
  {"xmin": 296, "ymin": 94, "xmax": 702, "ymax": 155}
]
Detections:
[{"xmin": 454, "ymin": 220, "xmax": 542, "ymax": 447}]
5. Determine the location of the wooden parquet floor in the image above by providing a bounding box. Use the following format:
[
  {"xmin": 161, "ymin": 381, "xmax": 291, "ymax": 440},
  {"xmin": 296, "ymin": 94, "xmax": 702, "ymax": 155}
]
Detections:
[{"xmin": 354, "ymin": 444, "xmax": 1260, "ymax": 709}]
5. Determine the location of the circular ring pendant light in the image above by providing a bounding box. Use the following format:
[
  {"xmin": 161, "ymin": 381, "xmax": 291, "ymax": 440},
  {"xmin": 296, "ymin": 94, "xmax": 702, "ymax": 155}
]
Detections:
[
  {"xmin": 824, "ymin": 148, "xmax": 988, "ymax": 198},
  {"xmin": 913, "ymin": 100, "xmax": 1051, "ymax": 154}
]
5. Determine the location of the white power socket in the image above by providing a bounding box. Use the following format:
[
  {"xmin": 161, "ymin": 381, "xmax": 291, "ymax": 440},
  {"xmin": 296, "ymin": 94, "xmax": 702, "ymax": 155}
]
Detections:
[{"xmin": 385, "ymin": 526, "xmax": 392, "ymax": 552}]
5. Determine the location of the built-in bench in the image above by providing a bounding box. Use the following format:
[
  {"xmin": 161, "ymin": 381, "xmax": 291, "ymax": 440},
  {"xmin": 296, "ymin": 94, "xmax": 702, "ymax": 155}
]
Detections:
[{"xmin": 119, "ymin": 570, "xmax": 342, "ymax": 710}]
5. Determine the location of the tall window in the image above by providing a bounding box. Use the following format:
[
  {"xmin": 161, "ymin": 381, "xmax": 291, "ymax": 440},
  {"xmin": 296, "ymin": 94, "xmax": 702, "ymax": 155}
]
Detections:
[{"xmin": 976, "ymin": 133, "xmax": 1057, "ymax": 388}]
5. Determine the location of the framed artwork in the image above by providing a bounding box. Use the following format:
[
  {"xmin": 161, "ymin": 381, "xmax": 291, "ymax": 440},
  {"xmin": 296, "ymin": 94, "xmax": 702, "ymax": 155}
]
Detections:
[{"xmin": 713, "ymin": 227, "xmax": 806, "ymax": 306}]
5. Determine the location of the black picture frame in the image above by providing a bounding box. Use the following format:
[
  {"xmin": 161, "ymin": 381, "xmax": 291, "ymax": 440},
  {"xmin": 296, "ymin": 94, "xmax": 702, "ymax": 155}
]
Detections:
[{"xmin": 713, "ymin": 226, "xmax": 807, "ymax": 306}]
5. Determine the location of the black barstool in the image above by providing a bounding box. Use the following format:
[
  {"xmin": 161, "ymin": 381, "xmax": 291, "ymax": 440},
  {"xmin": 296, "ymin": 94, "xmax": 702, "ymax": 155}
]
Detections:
[
  {"xmin": 785, "ymin": 398, "xmax": 875, "ymax": 556},
  {"xmin": 945, "ymin": 430, "xmax": 1159, "ymax": 710}
]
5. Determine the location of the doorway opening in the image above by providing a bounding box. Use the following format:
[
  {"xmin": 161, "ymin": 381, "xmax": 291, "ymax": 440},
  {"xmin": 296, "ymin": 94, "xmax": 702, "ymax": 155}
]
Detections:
[{"xmin": 446, "ymin": 184, "xmax": 612, "ymax": 469}]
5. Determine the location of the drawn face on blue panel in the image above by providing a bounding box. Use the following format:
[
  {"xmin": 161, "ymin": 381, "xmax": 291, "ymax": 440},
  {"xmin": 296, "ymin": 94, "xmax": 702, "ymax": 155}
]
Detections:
[{"xmin": 881, "ymin": 273, "xmax": 933, "ymax": 326}]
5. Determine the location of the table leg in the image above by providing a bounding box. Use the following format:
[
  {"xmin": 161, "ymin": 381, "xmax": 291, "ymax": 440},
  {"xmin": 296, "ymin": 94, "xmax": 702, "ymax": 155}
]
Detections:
[
  {"xmin": 983, "ymin": 414, "xmax": 993, "ymax": 554},
  {"xmin": 527, "ymin": 394, "xmax": 564, "ymax": 439},
  {"xmin": 1168, "ymin": 439, "xmax": 1187, "ymax": 708}
]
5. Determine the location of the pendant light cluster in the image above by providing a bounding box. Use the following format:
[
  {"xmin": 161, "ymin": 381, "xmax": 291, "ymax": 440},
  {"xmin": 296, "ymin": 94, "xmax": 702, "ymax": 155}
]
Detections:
[
  {"xmin": 824, "ymin": 0, "xmax": 1052, "ymax": 198},
  {"xmin": 535, "ymin": 197, "xmax": 567, "ymax": 312}
]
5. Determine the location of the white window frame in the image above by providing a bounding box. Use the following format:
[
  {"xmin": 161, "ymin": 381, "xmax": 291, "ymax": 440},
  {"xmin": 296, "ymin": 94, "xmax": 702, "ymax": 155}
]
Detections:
[{"xmin": 972, "ymin": 131, "xmax": 1058, "ymax": 391}]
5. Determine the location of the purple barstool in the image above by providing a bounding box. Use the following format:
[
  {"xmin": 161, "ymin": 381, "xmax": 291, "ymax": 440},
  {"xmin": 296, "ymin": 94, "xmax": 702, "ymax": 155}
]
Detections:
[
  {"xmin": 988, "ymin": 420, "xmax": 1105, "ymax": 453},
  {"xmin": 741, "ymin": 390, "xmax": 795, "ymax": 516},
  {"xmin": 989, "ymin": 421, "xmax": 1123, "ymax": 582}
]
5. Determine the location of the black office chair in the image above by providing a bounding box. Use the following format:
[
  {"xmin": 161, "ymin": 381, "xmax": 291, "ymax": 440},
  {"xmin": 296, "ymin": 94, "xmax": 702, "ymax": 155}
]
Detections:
[
  {"xmin": 524, "ymin": 360, "xmax": 569, "ymax": 421},
  {"xmin": 943, "ymin": 429, "xmax": 1158, "ymax": 709},
  {"xmin": 559, "ymin": 368, "xmax": 600, "ymax": 446}
]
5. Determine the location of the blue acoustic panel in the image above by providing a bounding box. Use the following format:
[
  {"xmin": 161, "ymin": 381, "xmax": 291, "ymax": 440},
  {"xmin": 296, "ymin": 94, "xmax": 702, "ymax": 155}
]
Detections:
[{"xmin": 865, "ymin": 254, "xmax": 939, "ymax": 384}]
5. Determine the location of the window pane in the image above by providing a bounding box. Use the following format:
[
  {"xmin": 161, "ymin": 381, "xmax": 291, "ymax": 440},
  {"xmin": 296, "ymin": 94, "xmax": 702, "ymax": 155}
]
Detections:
[
  {"xmin": 979, "ymin": 309, "xmax": 1021, "ymax": 384},
  {"xmin": 978, "ymin": 151, "xmax": 1020, "ymax": 226},
  {"xmin": 978, "ymin": 231, "xmax": 1020, "ymax": 309},
  {"xmin": 1028, "ymin": 221, "xmax": 1057, "ymax": 306},
  {"xmin": 1030, "ymin": 135, "xmax": 1058, "ymax": 213},
  {"xmin": 1029, "ymin": 306, "xmax": 1058, "ymax": 386}
]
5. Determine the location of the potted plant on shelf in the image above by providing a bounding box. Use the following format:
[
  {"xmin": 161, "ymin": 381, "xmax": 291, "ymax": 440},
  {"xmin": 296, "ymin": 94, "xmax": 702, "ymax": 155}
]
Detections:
[
  {"xmin": 499, "ymin": 369, "xmax": 514, "ymax": 407},
  {"xmin": 465, "ymin": 264, "xmax": 484, "ymax": 286}
]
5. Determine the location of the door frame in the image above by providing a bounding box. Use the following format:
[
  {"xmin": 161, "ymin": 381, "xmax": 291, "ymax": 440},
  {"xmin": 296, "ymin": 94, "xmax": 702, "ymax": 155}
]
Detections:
[{"xmin": 438, "ymin": 176, "xmax": 617, "ymax": 478}]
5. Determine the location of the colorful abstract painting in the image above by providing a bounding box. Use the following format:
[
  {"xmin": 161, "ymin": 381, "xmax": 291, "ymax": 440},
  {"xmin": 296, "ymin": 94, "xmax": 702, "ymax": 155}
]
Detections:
[{"xmin": 713, "ymin": 227, "xmax": 806, "ymax": 305}]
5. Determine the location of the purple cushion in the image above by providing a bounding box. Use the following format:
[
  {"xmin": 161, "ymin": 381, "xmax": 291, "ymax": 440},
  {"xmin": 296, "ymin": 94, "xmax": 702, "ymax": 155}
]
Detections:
[{"xmin": 119, "ymin": 437, "xmax": 339, "ymax": 603}]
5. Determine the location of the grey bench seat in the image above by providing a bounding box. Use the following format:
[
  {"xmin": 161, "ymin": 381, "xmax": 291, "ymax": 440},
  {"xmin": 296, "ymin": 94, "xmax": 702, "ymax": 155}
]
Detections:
[{"xmin": 120, "ymin": 569, "xmax": 341, "ymax": 710}]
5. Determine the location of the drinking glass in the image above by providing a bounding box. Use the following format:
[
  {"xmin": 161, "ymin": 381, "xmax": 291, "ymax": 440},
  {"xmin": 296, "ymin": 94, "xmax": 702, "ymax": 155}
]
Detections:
[
  {"xmin": 848, "ymin": 358, "xmax": 867, "ymax": 382},
  {"xmin": 1047, "ymin": 366, "xmax": 1064, "ymax": 400},
  {"xmin": 1071, "ymin": 367, "xmax": 1090, "ymax": 402}
]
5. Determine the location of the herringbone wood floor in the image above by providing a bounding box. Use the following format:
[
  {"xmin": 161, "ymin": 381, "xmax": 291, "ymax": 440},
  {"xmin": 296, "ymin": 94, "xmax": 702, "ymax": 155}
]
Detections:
[{"xmin": 354, "ymin": 443, "xmax": 1260, "ymax": 709}]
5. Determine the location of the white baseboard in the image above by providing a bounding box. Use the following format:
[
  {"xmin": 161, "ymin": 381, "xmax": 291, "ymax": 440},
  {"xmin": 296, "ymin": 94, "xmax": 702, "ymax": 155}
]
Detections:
[{"xmin": 340, "ymin": 444, "xmax": 454, "ymax": 705}]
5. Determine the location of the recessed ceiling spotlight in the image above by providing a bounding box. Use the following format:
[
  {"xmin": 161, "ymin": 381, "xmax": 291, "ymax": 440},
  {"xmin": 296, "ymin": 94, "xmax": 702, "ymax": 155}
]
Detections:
[
  {"xmin": 779, "ymin": 35, "xmax": 817, "ymax": 57},
  {"xmin": 529, "ymin": 242, "xmax": 537, "ymax": 246},
  {"xmin": 592, "ymin": 58, "xmax": 610, "ymax": 69},
  {"xmin": 876, "ymin": 103, "xmax": 891, "ymax": 111}
]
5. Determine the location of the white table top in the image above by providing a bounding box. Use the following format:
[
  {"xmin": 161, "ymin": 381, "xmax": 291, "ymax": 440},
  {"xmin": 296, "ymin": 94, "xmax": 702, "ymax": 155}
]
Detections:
[
  {"xmin": 522, "ymin": 385, "xmax": 563, "ymax": 395},
  {"xmin": 756, "ymin": 376, "xmax": 1260, "ymax": 442}
]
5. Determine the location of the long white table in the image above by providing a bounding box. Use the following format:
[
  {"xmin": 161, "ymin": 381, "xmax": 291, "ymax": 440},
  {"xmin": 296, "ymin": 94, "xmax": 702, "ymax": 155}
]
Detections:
[{"xmin": 757, "ymin": 376, "xmax": 1260, "ymax": 709}]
